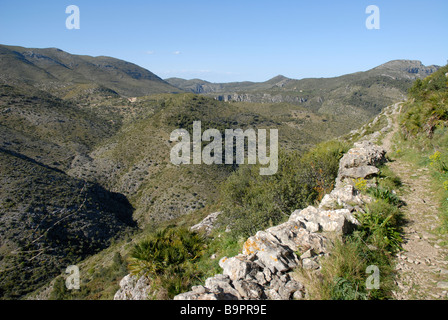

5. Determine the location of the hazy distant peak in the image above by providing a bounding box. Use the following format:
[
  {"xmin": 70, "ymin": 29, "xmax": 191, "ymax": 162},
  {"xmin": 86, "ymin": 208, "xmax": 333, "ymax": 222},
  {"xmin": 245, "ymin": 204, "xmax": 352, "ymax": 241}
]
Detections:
[
  {"xmin": 266, "ymin": 75, "xmax": 291, "ymax": 88},
  {"xmin": 268, "ymin": 75, "xmax": 290, "ymax": 82}
]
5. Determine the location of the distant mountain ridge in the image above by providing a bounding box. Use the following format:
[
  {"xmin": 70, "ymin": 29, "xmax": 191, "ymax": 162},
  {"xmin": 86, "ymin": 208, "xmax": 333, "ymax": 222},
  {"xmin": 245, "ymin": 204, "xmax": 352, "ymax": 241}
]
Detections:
[
  {"xmin": 0, "ymin": 44, "xmax": 181, "ymax": 97},
  {"xmin": 165, "ymin": 60, "xmax": 440, "ymax": 120},
  {"xmin": 166, "ymin": 60, "xmax": 440, "ymax": 95}
]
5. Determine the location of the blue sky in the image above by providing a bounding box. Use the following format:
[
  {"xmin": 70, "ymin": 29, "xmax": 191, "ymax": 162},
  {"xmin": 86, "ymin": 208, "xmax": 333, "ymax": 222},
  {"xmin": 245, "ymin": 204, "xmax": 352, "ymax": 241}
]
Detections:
[{"xmin": 0, "ymin": 0, "xmax": 447, "ymax": 82}]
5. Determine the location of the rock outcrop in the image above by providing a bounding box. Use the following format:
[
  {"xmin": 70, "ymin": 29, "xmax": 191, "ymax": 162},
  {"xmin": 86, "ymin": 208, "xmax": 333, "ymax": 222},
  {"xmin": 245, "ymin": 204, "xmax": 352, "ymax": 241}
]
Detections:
[
  {"xmin": 114, "ymin": 135, "xmax": 388, "ymax": 300},
  {"xmin": 215, "ymin": 93, "xmax": 307, "ymax": 104},
  {"xmin": 114, "ymin": 275, "xmax": 152, "ymax": 300},
  {"xmin": 336, "ymin": 140, "xmax": 387, "ymax": 187},
  {"xmin": 319, "ymin": 184, "xmax": 370, "ymax": 211},
  {"xmin": 190, "ymin": 211, "xmax": 222, "ymax": 236}
]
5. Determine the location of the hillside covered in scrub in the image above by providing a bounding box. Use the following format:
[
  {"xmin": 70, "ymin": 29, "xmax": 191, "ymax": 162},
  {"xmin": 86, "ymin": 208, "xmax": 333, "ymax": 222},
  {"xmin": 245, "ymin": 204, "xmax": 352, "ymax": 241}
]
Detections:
[
  {"xmin": 113, "ymin": 65, "xmax": 448, "ymax": 300},
  {"xmin": 0, "ymin": 43, "xmax": 445, "ymax": 300}
]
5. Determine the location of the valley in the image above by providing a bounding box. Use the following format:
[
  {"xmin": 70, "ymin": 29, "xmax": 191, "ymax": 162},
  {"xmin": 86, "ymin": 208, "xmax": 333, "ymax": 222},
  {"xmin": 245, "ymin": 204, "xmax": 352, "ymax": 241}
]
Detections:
[{"xmin": 0, "ymin": 43, "xmax": 442, "ymax": 299}]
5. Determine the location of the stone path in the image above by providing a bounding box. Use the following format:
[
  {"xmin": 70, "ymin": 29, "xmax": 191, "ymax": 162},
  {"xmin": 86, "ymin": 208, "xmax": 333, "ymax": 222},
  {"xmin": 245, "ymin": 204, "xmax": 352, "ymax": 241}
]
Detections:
[{"xmin": 381, "ymin": 104, "xmax": 448, "ymax": 299}]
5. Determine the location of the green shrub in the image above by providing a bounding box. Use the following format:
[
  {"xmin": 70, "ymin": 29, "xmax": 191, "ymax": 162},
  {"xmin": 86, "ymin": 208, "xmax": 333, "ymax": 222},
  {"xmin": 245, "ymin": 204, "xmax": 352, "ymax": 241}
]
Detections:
[
  {"xmin": 128, "ymin": 226, "xmax": 206, "ymax": 299},
  {"xmin": 355, "ymin": 200, "xmax": 403, "ymax": 253},
  {"xmin": 298, "ymin": 235, "xmax": 394, "ymax": 300},
  {"xmin": 297, "ymin": 167, "xmax": 403, "ymax": 300},
  {"xmin": 366, "ymin": 187, "xmax": 400, "ymax": 206},
  {"xmin": 429, "ymin": 151, "xmax": 448, "ymax": 173},
  {"xmin": 399, "ymin": 65, "xmax": 448, "ymax": 232},
  {"xmin": 330, "ymin": 277, "xmax": 368, "ymax": 300},
  {"xmin": 401, "ymin": 65, "xmax": 448, "ymax": 138},
  {"xmin": 219, "ymin": 140, "xmax": 349, "ymax": 238},
  {"xmin": 376, "ymin": 165, "xmax": 402, "ymax": 190}
]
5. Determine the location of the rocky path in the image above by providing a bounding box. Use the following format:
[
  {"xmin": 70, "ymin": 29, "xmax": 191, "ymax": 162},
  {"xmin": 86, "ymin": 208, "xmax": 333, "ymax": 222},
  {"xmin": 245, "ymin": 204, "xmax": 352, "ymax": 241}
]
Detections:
[{"xmin": 381, "ymin": 104, "xmax": 448, "ymax": 299}]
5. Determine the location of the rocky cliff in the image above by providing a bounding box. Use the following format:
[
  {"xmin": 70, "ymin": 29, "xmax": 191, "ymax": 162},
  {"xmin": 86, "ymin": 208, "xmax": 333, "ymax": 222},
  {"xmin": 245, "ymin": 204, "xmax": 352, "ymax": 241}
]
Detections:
[{"xmin": 215, "ymin": 93, "xmax": 308, "ymax": 104}]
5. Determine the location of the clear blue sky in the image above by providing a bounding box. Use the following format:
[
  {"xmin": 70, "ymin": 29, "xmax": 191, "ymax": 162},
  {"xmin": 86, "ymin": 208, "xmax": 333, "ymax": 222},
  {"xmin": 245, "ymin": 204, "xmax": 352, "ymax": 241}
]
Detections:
[{"xmin": 0, "ymin": 0, "xmax": 447, "ymax": 82}]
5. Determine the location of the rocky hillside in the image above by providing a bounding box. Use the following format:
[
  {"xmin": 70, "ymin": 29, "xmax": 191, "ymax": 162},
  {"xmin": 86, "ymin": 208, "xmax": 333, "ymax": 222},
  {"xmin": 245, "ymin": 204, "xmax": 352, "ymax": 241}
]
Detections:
[
  {"xmin": 0, "ymin": 44, "xmax": 181, "ymax": 97},
  {"xmin": 1, "ymin": 43, "xmax": 442, "ymax": 300},
  {"xmin": 114, "ymin": 137, "xmax": 390, "ymax": 300},
  {"xmin": 2, "ymin": 45, "xmax": 388, "ymax": 299},
  {"xmin": 114, "ymin": 66, "xmax": 448, "ymax": 300},
  {"xmin": 0, "ymin": 149, "xmax": 136, "ymax": 298}
]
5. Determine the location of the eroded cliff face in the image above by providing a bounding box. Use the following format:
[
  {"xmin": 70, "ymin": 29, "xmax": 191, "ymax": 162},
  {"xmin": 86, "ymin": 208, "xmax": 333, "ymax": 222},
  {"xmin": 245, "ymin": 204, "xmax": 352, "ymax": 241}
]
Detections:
[
  {"xmin": 215, "ymin": 93, "xmax": 308, "ymax": 104},
  {"xmin": 114, "ymin": 128, "xmax": 389, "ymax": 300}
]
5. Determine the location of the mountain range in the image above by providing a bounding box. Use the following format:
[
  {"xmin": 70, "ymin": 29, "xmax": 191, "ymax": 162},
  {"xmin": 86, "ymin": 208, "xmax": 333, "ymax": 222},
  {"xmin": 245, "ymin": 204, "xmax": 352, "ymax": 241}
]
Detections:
[{"xmin": 166, "ymin": 59, "xmax": 439, "ymax": 120}]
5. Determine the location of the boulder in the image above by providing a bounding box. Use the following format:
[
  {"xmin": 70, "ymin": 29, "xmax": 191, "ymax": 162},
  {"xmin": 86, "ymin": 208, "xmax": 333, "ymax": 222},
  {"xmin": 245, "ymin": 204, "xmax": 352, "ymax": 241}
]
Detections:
[
  {"xmin": 232, "ymin": 279, "xmax": 265, "ymax": 300},
  {"xmin": 266, "ymin": 274, "xmax": 304, "ymax": 300},
  {"xmin": 242, "ymin": 231, "xmax": 300, "ymax": 273},
  {"xmin": 339, "ymin": 141, "xmax": 387, "ymax": 169},
  {"xmin": 204, "ymin": 274, "xmax": 241, "ymax": 299},
  {"xmin": 319, "ymin": 184, "xmax": 370, "ymax": 210},
  {"xmin": 219, "ymin": 255, "xmax": 260, "ymax": 281},
  {"xmin": 336, "ymin": 141, "xmax": 386, "ymax": 186},
  {"xmin": 289, "ymin": 206, "xmax": 359, "ymax": 235},
  {"xmin": 113, "ymin": 275, "xmax": 152, "ymax": 300},
  {"xmin": 190, "ymin": 211, "xmax": 222, "ymax": 236}
]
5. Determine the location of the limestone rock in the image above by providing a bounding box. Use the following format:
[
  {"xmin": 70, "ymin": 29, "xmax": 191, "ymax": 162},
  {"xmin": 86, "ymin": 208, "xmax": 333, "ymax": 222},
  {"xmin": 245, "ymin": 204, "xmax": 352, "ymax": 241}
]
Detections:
[
  {"xmin": 339, "ymin": 165, "xmax": 379, "ymax": 181},
  {"xmin": 265, "ymin": 220, "xmax": 307, "ymax": 251},
  {"xmin": 204, "ymin": 274, "xmax": 241, "ymax": 299},
  {"xmin": 266, "ymin": 274, "xmax": 303, "ymax": 300},
  {"xmin": 174, "ymin": 278, "xmax": 241, "ymax": 300},
  {"xmin": 336, "ymin": 141, "xmax": 386, "ymax": 186},
  {"xmin": 114, "ymin": 274, "xmax": 152, "ymax": 300},
  {"xmin": 219, "ymin": 255, "xmax": 260, "ymax": 281},
  {"xmin": 173, "ymin": 286, "xmax": 220, "ymax": 300},
  {"xmin": 340, "ymin": 141, "xmax": 387, "ymax": 169},
  {"xmin": 319, "ymin": 184, "xmax": 370, "ymax": 210},
  {"xmin": 242, "ymin": 231, "xmax": 299, "ymax": 273},
  {"xmin": 190, "ymin": 211, "xmax": 222, "ymax": 236},
  {"xmin": 302, "ymin": 257, "xmax": 321, "ymax": 270},
  {"xmin": 289, "ymin": 206, "xmax": 359, "ymax": 234},
  {"xmin": 233, "ymin": 279, "xmax": 265, "ymax": 299}
]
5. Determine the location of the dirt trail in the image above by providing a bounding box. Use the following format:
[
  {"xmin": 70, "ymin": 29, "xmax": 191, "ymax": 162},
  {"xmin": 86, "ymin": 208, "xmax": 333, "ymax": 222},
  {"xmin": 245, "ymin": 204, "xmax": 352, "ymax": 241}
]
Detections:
[{"xmin": 381, "ymin": 103, "xmax": 448, "ymax": 299}]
